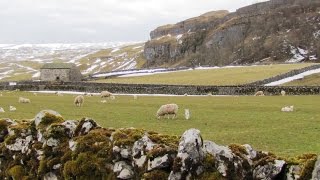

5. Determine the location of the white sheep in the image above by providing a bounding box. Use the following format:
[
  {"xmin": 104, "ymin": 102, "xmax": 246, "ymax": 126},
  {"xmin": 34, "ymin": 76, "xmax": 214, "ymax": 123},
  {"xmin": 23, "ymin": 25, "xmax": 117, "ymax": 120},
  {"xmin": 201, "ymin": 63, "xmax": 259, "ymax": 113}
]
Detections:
[
  {"xmin": 254, "ymin": 91, "xmax": 265, "ymax": 96},
  {"xmin": 19, "ymin": 97, "xmax": 31, "ymax": 103},
  {"xmin": 33, "ymin": 93, "xmax": 37, "ymax": 96},
  {"xmin": 101, "ymin": 91, "xmax": 112, "ymax": 98},
  {"xmin": 156, "ymin": 103, "xmax": 179, "ymax": 119},
  {"xmin": 0, "ymin": 107, "xmax": 5, "ymax": 113},
  {"xmin": 281, "ymin": 90, "xmax": 286, "ymax": 96},
  {"xmin": 74, "ymin": 95, "xmax": 84, "ymax": 107},
  {"xmin": 184, "ymin": 109, "xmax": 190, "ymax": 120},
  {"xmin": 133, "ymin": 95, "xmax": 138, "ymax": 100},
  {"xmin": 281, "ymin": 105, "xmax": 294, "ymax": 112},
  {"xmin": 9, "ymin": 106, "xmax": 16, "ymax": 112},
  {"xmin": 184, "ymin": 93, "xmax": 188, "ymax": 96}
]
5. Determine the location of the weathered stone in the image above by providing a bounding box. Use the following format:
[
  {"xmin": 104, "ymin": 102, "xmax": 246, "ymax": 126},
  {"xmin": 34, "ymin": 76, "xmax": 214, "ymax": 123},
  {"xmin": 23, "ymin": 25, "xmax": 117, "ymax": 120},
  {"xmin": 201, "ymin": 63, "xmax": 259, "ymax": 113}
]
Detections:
[
  {"xmin": 203, "ymin": 140, "xmax": 233, "ymax": 176},
  {"xmin": 148, "ymin": 154, "xmax": 170, "ymax": 171},
  {"xmin": 61, "ymin": 120, "xmax": 78, "ymax": 137},
  {"xmin": 169, "ymin": 128, "xmax": 204, "ymax": 179},
  {"xmin": 114, "ymin": 161, "xmax": 134, "ymax": 179},
  {"xmin": 132, "ymin": 135, "xmax": 156, "ymax": 167},
  {"xmin": 287, "ymin": 165, "xmax": 301, "ymax": 180},
  {"xmin": 312, "ymin": 157, "xmax": 320, "ymax": 180},
  {"xmin": 43, "ymin": 172, "xmax": 58, "ymax": 180},
  {"xmin": 5, "ymin": 135, "xmax": 32, "ymax": 154},
  {"xmin": 253, "ymin": 160, "xmax": 286, "ymax": 179}
]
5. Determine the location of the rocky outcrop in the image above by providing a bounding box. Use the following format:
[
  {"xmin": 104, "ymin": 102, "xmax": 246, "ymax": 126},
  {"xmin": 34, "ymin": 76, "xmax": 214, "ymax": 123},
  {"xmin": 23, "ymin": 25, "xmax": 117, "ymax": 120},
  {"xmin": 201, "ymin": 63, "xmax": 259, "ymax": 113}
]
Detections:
[
  {"xmin": 144, "ymin": 0, "xmax": 320, "ymax": 67},
  {"xmin": 0, "ymin": 110, "xmax": 319, "ymax": 179}
]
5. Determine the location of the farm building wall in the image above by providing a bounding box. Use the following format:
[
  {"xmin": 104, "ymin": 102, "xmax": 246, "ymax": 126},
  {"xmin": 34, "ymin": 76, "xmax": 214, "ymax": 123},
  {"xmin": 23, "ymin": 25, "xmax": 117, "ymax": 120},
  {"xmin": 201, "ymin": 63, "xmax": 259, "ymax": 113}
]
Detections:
[{"xmin": 40, "ymin": 69, "xmax": 71, "ymax": 82}]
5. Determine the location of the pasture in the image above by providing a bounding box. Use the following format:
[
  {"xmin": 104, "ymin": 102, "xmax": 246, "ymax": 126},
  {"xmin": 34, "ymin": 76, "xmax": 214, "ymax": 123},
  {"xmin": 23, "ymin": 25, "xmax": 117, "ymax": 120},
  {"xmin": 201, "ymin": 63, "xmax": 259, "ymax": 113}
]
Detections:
[
  {"xmin": 284, "ymin": 73, "xmax": 320, "ymax": 86},
  {"xmin": 94, "ymin": 63, "xmax": 314, "ymax": 85},
  {"xmin": 0, "ymin": 91, "xmax": 319, "ymax": 157}
]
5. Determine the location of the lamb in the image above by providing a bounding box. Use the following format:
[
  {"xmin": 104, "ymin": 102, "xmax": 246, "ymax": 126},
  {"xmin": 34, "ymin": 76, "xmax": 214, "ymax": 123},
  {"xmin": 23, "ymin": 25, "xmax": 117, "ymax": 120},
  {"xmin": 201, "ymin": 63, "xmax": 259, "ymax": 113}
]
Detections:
[
  {"xmin": 281, "ymin": 90, "xmax": 286, "ymax": 96},
  {"xmin": 281, "ymin": 105, "xmax": 294, "ymax": 112},
  {"xmin": 254, "ymin": 91, "xmax": 265, "ymax": 96},
  {"xmin": 0, "ymin": 107, "xmax": 4, "ymax": 113},
  {"xmin": 133, "ymin": 95, "xmax": 138, "ymax": 100},
  {"xmin": 184, "ymin": 109, "xmax": 190, "ymax": 120},
  {"xmin": 156, "ymin": 103, "xmax": 179, "ymax": 119},
  {"xmin": 19, "ymin": 97, "xmax": 31, "ymax": 103},
  {"xmin": 100, "ymin": 91, "xmax": 112, "ymax": 98},
  {"xmin": 9, "ymin": 106, "xmax": 16, "ymax": 112},
  {"xmin": 74, "ymin": 95, "xmax": 84, "ymax": 107}
]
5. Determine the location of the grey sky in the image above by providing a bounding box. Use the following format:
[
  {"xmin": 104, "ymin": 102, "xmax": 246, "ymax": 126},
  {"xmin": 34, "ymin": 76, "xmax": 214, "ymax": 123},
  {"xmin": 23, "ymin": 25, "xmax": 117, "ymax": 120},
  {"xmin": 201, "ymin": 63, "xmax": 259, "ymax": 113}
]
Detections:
[{"xmin": 0, "ymin": 0, "xmax": 265, "ymax": 43}]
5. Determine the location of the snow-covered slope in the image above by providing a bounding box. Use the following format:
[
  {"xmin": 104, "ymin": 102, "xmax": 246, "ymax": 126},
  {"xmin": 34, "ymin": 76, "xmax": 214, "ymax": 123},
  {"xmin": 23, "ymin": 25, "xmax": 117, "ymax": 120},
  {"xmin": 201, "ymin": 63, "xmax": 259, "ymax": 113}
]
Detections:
[{"xmin": 0, "ymin": 42, "xmax": 145, "ymax": 81}]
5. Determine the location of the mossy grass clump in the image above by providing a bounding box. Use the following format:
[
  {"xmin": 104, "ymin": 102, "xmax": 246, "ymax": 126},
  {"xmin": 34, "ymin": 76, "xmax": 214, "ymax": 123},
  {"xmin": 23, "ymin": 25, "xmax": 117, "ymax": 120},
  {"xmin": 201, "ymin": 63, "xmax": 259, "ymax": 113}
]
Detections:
[
  {"xmin": 7, "ymin": 165, "xmax": 26, "ymax": 180},
  {"xmin": 4, "ymin": 134, "xmax": 17, "ymax": 145},
  {"xmin": 148, "ymin": 133, "xmax": 180, "ymax": 150},
  {"xmin": 142, "ymin": 169, "xmax": 169, "ymax": 180},
  {"xmin": 73, "ymin": 128, "xmax": 113, "ymax": 162},
  {"xmin": 44, "ymin": 124, "xmax": 69, "ymax": 140},
  {"xmin": 229, "ymin": 144, "xmax": 248, "ymax": 157},
  {"xmin": 112, "ymin": 128, "xmax": 145, "ymax": 147},
  {"xmin": 37, "ymin": 113, "xmax": 64, "ymax": 130},
  {"xmin": 63, "ymin": 152, "xmax": 111, "ymax": 179},
  {"xmin": 0, "ymin": 119, "xmax": 11, "ymax": 132},
  {"xmin": 147, "ymin": 144, "xmax": 177, "ymax": 160},
  {"xmin": 254, "ymin": 152, "xmax": 278, "ymax": 167}
]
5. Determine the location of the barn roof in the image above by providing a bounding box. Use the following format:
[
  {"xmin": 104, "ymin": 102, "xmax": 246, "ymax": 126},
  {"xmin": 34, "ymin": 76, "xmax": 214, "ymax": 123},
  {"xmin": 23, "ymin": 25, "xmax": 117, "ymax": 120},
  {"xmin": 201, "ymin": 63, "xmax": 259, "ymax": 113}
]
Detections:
[{"xmin": 41, "ymin": 63, "xmax": 76, "ymax": 69}]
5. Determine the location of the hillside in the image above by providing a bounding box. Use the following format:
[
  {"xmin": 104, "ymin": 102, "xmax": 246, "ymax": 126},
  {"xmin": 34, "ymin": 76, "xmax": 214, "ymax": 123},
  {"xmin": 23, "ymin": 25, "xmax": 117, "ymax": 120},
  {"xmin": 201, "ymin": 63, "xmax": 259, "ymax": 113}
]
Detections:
[
  {"xmin": 144, "ymin": 0, "xmax": 320, "ymax": 67},
  {"xmin": 0, "ymin": 43, "xmax": 146, "ymax": 81}
]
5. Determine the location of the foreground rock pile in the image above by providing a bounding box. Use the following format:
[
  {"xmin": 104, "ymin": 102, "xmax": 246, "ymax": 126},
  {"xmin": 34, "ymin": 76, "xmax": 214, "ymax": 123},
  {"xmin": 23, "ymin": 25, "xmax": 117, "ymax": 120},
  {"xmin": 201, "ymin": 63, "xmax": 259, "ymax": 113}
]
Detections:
[{"xmin": 0, "ymin": 110, "xmax": 319, "ymax": 179}]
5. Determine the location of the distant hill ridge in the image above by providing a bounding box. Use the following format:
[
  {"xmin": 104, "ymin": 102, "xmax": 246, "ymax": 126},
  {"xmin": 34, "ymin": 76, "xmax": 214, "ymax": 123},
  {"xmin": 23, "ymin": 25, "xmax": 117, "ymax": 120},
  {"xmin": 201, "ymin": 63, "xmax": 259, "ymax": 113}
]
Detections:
[{"xmin": 144, "ymin": 0, "xmax": 320, "ymax": 67}]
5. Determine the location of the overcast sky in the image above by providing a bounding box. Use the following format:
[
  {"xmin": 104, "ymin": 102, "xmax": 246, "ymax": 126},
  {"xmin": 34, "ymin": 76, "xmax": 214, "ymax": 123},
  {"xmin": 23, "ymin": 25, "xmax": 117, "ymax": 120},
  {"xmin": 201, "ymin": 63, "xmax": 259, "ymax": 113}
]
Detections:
[{"xmin": 0, "ymin": 0, "xmax": 265, "ymax": 44}]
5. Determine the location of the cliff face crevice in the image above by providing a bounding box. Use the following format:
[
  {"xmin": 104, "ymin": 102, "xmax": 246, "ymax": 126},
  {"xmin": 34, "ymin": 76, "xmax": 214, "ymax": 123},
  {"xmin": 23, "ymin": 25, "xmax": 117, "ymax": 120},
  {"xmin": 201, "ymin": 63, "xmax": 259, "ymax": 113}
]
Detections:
[{"xmin": 144, "ymin": 0, "xmax": 320, "ymax": 67}]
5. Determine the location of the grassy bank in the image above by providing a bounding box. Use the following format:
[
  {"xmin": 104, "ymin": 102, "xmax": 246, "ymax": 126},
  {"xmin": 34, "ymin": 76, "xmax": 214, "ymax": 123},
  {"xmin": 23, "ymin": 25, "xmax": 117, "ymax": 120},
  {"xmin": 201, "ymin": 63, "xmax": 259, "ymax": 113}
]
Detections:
[{"xmin": 94, "ymin": 63, "xmax": 314, "ymax": 85}]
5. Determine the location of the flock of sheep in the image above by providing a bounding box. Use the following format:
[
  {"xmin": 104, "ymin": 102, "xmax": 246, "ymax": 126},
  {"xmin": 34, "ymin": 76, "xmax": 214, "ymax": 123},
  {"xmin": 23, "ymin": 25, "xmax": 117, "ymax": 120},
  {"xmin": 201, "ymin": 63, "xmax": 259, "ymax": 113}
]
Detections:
[{"xmin": 0, "ymin": 89, "xmax": 294, "ymax": 118}]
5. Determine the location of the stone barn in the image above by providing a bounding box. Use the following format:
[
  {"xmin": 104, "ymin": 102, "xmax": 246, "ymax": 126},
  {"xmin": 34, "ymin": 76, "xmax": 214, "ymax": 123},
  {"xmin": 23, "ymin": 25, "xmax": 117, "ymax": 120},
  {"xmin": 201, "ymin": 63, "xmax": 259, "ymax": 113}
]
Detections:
[{"xmin": 40, "ymin": 63, "xmax": 83, "ymax": 82}]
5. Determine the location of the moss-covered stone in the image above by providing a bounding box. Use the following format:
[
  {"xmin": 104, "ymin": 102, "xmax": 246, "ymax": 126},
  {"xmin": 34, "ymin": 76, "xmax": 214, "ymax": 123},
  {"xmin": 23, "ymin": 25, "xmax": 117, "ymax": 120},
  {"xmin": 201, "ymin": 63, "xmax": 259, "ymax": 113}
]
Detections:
[
  {"xmin": 37, "ymin": 112, "xmax": 64, "ymax": 130},
  {"xmin": 287, "ymin": 153, "xmax": 318, "ymax": 180}
]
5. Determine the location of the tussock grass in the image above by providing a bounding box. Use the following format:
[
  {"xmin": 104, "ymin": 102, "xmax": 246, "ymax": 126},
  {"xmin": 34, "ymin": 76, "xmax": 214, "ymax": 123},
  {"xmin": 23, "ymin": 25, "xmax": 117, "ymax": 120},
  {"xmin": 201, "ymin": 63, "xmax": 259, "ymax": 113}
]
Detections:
[
  {"xmin": 0, "ymin": 91, "xmax": 319, "ymax": 157},
  {"xmin": 284, "ymin": 73, "xmax": 320, "ymax": 86},
  {"xmin": 95, "ymin": 63, "xmax": 314, "ymax": 85}
]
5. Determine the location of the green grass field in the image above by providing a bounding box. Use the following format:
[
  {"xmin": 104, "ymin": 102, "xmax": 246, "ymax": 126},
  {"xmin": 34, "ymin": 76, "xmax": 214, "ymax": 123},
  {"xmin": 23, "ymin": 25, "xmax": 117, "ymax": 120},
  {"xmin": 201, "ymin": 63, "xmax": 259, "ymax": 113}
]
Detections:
[
  {"xmin": 0, "ymin": 91, "xmax": 319, "ymax": 158},
  {"xmin": 284, "ymin": 73, "xmax": 320, "ymax": 86},
  {"xmin": 94, "ymin": 63, "xmax": 314, "ymax": 85}
]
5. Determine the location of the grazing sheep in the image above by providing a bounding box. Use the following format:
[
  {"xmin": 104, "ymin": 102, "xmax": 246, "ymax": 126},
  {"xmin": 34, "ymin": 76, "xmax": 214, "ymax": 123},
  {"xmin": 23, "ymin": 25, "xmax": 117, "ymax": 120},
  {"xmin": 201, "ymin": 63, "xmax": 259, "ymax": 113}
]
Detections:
[
  {"xmin": 0, "ymin": 107, "xmax": 4, "ymax": 113},
  {"xmin": 33, "ymin": 93, "xmax": 37, "ymax": 96},
  {"xmin": 156, "ymin": 103, "xmax": 179, "ymax": 119},
  {"xmin": 184, "ymin": 93, "xmax": 188, "ymax": 96},
  {"xmin": 254, "ymin": 91, "xmax": 265, "ymax": 96},
  {"xmin": 74, "ymin": 95, "xmax": 84, "ymax": 107},
  {"xmin": 281, "ymin": 105, "xmax": 294, "ymax": 112},
  {"xmin": 19, "ymin": 97, "xmax": 31, "ymax": 103},
  {"xmin": 86, "ymin": 93, "xmax": 93, "ymax": 97},
  {"xmin": 207, "ymin": 92, "xmax": 213, "ymax": 96},
  {"xmin": 9, "ymin": 106, "xmax": 16, "ymax": 112},
  {"xmin": 281, "ymin": 90, "xmax": 286, "ymax": 96},
  {"xmin": 184, "ymin": 109, "xmax": 190, "ymax": 120},
  {"xmin": 101, "ymin": 91, "xmax": 112, "ymax": 98}
]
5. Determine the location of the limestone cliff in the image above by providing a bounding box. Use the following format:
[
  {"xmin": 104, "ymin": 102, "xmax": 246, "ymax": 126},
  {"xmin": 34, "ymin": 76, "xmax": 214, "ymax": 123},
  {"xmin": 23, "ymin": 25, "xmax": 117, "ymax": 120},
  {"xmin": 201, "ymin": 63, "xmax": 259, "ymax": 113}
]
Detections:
[{"xmin": 144, "ymin": 0, "xmax": 320, "ymax": 67}]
